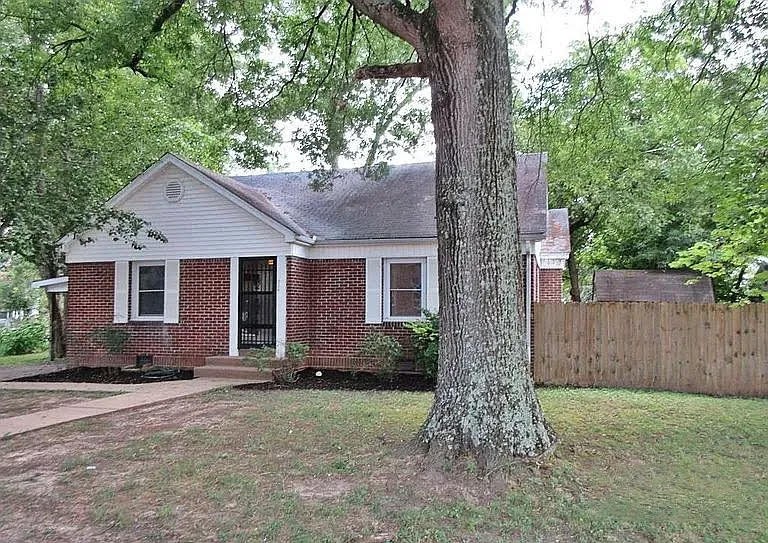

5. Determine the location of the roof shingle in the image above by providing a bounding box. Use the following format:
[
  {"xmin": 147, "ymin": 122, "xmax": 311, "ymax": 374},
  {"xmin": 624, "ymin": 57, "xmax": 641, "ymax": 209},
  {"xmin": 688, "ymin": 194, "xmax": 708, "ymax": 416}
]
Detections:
[
  {"xmin": 231, "ymin": 153, "xmax": 549, "ymax": 241},
  {"xmin": 592, "ymin": 270, "xmax": 715, "ymax": 303}
]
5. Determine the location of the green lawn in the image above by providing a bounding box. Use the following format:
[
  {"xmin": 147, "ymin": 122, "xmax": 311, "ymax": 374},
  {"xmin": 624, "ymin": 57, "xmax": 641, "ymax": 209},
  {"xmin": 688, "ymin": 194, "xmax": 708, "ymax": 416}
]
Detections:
[
  {"xmin": 1, "ymin": 387, "xmax": 766, "ymax": 542},
  {"xmin": 0, "ymin": 350, "xmax": 49, "ymax": 366}
]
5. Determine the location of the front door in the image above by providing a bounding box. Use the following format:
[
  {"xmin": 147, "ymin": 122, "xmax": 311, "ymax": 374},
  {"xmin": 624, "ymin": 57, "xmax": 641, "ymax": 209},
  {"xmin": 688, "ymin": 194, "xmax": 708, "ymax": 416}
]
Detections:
[{"xmin": 238, "ymin": 257, "xmax": 276, "ymax": 349}]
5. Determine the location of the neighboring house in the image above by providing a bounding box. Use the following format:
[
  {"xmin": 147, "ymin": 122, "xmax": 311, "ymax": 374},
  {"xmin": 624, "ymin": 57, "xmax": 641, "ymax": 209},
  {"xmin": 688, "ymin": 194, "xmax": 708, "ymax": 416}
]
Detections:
[
  {"xmin": 592, "ymin": 269, "xmax": 715, "ymax": 303},
  {"xmin": 39, "ymin": 153, "xmax": 570, "ymax": 370},
  {"xmin": 0, "ymin": 307, "xmax": 39, "ymax": 327},
  {"xmin": 0, "ymin": 309, "xmax": 23, "ymax": 328}
]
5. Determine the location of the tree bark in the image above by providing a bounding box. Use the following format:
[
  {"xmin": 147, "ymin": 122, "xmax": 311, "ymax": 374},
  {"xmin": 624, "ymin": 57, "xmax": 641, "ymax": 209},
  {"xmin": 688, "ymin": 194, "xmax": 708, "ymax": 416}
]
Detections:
[
  {"xmin": 416, "ymin": 0, "xmax": 555, "ymax": 469},
  {"xmin": 568, "ymin": 255, "xmax": 582, "ymax": 302},
  {"xmin": 350, "ymin": 0, "xmax": 555, "ymax": 471},
  {"xmin": 47, "ymin": 292, "xmax": 66, "ymax": 360},
  {"xmin": 38, "ymin": 260, "xmax": 66, "ymax": 360},
  {"xmin": 355, "ymin": 62, "xmax": 427, "ymax": 79}
]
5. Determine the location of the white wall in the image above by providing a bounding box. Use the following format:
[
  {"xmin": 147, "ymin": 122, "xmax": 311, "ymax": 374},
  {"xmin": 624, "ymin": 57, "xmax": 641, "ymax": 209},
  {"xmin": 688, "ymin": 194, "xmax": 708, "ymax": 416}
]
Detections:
[{"xmin": 66, "ymin": 164, "xmax": 288, "ymax": 263}]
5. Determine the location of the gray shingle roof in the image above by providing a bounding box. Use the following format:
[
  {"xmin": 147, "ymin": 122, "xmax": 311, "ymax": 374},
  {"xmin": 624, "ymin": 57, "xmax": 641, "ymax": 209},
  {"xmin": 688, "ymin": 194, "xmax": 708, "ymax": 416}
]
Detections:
[
  {"xmin": 230, "ymin": 153, "xmax": 549, "ymax": 241},
  {"xmin": 592, "ymin": 270, "xmax": 716, "ymax": 303}
]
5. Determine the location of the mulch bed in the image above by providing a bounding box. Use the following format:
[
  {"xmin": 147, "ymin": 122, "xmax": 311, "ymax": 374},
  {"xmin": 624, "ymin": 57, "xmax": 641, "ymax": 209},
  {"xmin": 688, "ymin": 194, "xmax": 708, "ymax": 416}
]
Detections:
[
  {"xmin": 243, "ymin": 369, "xmax": 435, "ymax": 392},
  {"xmin": 12, "ymin": 366, "xmax": 194, "ymax": 384}
]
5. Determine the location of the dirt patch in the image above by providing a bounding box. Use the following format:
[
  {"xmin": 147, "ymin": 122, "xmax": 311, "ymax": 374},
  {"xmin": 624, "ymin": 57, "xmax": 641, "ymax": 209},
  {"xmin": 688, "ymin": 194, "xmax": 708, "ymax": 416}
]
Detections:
[
  {"xmin": 244, "ymin": 368, "xmax": 435, "ymax": 392},
  {"xmin": 292, "ymin": 476, "xmax": 356, "ymax": 500},
  {"xmin": 12, "ymin": 366, "xmax": 193, "ymax": 384},
  {"xmin": 0, "ymin": 394, "xmax": 248, "ymax": 543},
  {"xmin": 0, "ymin": 390, "xmax": 115, "ymax": 418}
]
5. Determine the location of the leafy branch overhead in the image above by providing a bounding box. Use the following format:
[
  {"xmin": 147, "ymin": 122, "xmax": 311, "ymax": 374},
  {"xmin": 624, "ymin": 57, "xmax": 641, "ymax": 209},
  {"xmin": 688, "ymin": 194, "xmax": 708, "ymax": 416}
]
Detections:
[{"xmin": 520, "ymin": 0, "xmax": 768, "ymax": 302}]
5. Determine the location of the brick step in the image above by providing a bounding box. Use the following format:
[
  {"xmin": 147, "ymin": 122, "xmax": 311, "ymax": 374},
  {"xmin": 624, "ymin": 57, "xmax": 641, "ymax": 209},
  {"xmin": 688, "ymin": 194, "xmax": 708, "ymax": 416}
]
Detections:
[
  {"xmin": 204, "ymin": 356, "xmax": 283, "ymax": 369},
  {"xmin": 194, "ymin": 365, "xmax": 273, "ymax": 380},
  {"xmin": 204, "ymin": 356, "xmax": 246, "ymax": 367}
]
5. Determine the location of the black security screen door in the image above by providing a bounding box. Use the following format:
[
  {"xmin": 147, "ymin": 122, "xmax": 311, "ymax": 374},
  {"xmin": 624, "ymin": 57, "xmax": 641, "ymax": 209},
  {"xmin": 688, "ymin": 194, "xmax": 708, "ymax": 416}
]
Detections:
[{"xmin": 239, "ymin": 257, "xmax": 276, "ymax": 348}]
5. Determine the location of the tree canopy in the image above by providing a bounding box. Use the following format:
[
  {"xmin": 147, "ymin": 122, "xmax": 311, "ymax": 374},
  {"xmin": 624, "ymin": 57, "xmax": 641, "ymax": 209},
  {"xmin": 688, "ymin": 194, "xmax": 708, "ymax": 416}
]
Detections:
[{"xmin": 521, "ymin": 0, "xmax": 768, "ymax": 302}]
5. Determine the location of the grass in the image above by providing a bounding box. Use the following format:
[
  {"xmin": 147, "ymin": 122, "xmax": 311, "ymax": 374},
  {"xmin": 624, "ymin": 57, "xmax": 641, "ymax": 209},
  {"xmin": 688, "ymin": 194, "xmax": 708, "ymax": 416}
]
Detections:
[
  {"xmin": 0, "ymin": 350, "xmax": 49, "ymax": 366},
  {"xmin": 1, "ymin": 387, "xmax": 767, "ymax": 542}
]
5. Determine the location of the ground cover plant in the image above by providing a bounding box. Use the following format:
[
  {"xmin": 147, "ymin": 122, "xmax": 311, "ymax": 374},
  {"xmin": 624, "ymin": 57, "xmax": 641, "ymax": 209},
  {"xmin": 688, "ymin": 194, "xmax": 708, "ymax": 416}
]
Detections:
[{"xmin": 0, "ymin": 386, "xmax": 765, "ymax": 542}]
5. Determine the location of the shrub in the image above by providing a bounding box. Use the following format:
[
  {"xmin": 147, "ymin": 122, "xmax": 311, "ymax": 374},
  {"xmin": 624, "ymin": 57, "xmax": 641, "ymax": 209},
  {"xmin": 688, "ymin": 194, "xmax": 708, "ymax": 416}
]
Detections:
[
  {"xmin": 243, "ymin": 346, "xmax": 276, "ymax": 369},
  {"xmin": 285, "ymin": 341, "xmax": 310, "ymax": 362},
  {"xmin": 359, "ymin": 332, "xmax": 403, "ymax": 378},
  {"xmin": 0, "ymin": 319, "xmax": 48, "ymax": 356},
  {"xmin": 405, "ymin": 311, "xmax": 439, "ymax": 378},
  {"xmin": 274, "ymin": 342, "xmax": 310, "ymax": 384},
  {"xmin": 91, "ymin": 326, "xmax": 130, "ymax": 353}
]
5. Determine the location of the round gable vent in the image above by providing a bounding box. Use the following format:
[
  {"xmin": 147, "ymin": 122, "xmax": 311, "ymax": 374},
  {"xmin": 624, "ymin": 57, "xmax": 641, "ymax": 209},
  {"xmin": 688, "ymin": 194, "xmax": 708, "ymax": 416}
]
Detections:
[{"xmin": 164, "ymin": 179, "xmax": 184, "ymax": 202}]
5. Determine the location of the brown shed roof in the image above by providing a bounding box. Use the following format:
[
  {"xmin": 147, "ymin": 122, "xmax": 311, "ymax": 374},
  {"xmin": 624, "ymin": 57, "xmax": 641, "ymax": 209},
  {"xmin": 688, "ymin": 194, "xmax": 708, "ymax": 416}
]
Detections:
[{"xmin": 592, "ymin": 270, "xmax": 715, "ymax": 303}]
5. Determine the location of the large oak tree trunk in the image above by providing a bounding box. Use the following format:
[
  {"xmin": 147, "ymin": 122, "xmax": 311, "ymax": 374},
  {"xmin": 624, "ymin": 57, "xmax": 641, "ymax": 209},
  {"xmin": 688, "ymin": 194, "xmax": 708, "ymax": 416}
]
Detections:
[
  {"xmin": 416, "ymin": 1, "xmax": 555, "ymax": 469},
  {"xmin": 349, "ymin": 0, "xmax": 555, "ymax": 470}
]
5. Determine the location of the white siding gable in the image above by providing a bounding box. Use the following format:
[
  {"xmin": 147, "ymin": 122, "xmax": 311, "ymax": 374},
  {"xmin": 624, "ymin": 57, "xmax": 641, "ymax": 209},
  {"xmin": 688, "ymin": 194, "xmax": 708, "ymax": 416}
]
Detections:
[{"xmin": 66, "ymin": 164, "xmax": 289, "ymax": 263}]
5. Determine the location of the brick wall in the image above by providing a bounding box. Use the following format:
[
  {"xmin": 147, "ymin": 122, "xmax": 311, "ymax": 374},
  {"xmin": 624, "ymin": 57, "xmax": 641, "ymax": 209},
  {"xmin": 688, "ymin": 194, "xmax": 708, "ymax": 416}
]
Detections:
[
  {"xmin": 286, "ymin": 257, "xmax": 313, "ymax": 345},
  {"xmin": 539, "ymin": 269, "xmax": 564, "ymax": 303},
  {"xmin": 286, "ymin": 257, "xmax": 413, "ymax": 368},
  {"xmin": 67, "ymin": 255, "xmax": 562, "ymax": 371},
  {"xmin": 67, "ymin": 259, "xmax": 229, "ymax": 367}
]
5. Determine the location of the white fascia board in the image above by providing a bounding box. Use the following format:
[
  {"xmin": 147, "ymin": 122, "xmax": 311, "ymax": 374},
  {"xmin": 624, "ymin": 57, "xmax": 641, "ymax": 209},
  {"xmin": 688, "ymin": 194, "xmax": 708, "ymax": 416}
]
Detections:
[
  {"xmin": 308, "ymin": 239, "xmax": 438, "ymax": 260},
  {"xmin": 31, "ymin": 276, "xmax": 69, "ymax": 293},
  {"xmin": 539, "ymin": 253, "xmax": 569, "ymax": 270},
  {"xmin": 313, "ymin": 237, "xmax": 437, "ymax": 246},
  {"xmin": 288, "ymin": 243, "xmax": 311, "ymax": 258}
]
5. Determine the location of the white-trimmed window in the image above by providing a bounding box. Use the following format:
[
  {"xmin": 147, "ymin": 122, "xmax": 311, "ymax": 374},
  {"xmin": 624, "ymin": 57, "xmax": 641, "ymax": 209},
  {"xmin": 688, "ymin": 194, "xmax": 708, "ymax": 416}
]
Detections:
[
  {"xmin": 132, "ymin": 261, "xmax": 165, "ymax": 320},
  {"xmin": 383, "ymin": 258, "xmax": 426, "ymax": 321}
]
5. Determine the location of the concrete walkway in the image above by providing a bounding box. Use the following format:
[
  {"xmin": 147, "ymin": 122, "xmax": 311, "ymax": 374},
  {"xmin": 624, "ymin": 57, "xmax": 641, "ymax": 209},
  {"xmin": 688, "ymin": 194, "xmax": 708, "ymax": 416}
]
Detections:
[
  {"xmin": 0, "ymin": 362, "xmax": 67, "ymax": 382},
  {"xmin": 0, "ymin": 381, "xmax": 138, "ymax": 393},
  {"xmin": 0, "ymin": 377, "xmax": 265, "ymax": 438}
]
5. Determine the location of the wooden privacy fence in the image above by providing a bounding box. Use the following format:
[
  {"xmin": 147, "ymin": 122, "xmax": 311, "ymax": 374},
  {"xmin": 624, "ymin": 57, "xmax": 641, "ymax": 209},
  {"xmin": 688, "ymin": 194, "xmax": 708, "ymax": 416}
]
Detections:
[{"xmin": 533, "ymin": 302, "xmax": 768, "ymax": 397}]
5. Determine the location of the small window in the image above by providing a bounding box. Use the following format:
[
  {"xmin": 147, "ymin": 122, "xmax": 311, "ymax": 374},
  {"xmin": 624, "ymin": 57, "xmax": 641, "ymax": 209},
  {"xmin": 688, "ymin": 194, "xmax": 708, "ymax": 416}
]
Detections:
[
  {"xmin": 132, "ymin": 262, "xmax": 165, "ymax": 320},
  {"xmin": 384, "ymin": 259, "xmax": 425, "ymax": 321}
]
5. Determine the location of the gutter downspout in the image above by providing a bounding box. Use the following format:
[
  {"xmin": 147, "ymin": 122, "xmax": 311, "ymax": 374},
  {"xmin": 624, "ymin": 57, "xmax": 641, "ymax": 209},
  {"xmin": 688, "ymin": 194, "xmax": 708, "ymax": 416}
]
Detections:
[{"xmin": 526, "ymin": 252, "xmax": 532, "ymax": 363}]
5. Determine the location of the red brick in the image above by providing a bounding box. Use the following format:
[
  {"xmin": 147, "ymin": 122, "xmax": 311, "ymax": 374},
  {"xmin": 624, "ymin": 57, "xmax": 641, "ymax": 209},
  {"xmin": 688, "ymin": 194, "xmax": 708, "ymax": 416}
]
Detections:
[{"xmin": 67, "ymin": 259, "xmax": 229, "ymax": 367}]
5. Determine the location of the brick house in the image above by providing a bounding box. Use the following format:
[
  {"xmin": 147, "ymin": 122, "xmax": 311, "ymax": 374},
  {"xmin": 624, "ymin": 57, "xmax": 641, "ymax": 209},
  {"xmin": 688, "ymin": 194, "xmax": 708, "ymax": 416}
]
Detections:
[{"xmin": 48, "ymin": 153, "xmax": 569, "ymax": 371}]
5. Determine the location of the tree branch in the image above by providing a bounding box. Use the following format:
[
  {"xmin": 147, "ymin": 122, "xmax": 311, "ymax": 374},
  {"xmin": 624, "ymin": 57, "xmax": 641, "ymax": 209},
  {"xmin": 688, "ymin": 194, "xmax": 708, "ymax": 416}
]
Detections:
[
  {"xmin": 260, "ymin": 3, "xmax": 330, "ymax": 108},
  {"xmin": 127, "ymin": 0, "xmax": 188, "ymax": 76},
  {"xmin": 347, "ymin": 0, "xmax": 425, "ymax": 55},
  {"xmin": 355, "ymin": 61, "xmax": 427, "ymax": 79},
  {"xmin": 505, "ymin": 0, "xmax": 519, "ymax": 26}
]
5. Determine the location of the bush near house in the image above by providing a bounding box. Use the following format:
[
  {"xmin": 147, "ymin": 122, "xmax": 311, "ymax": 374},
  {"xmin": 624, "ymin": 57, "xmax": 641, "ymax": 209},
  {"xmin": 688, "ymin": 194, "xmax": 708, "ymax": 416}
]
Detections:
[
  {"xmin": 0, "ymin": 319, "xmax": 48, "ymax": 356},
  {"xmin": 359, "ymin": 333, "xmax": 403, "ymax": 378},
  {"xmin": 405, "ymin": 311, "xmax": 439, "ymax": 378}
]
